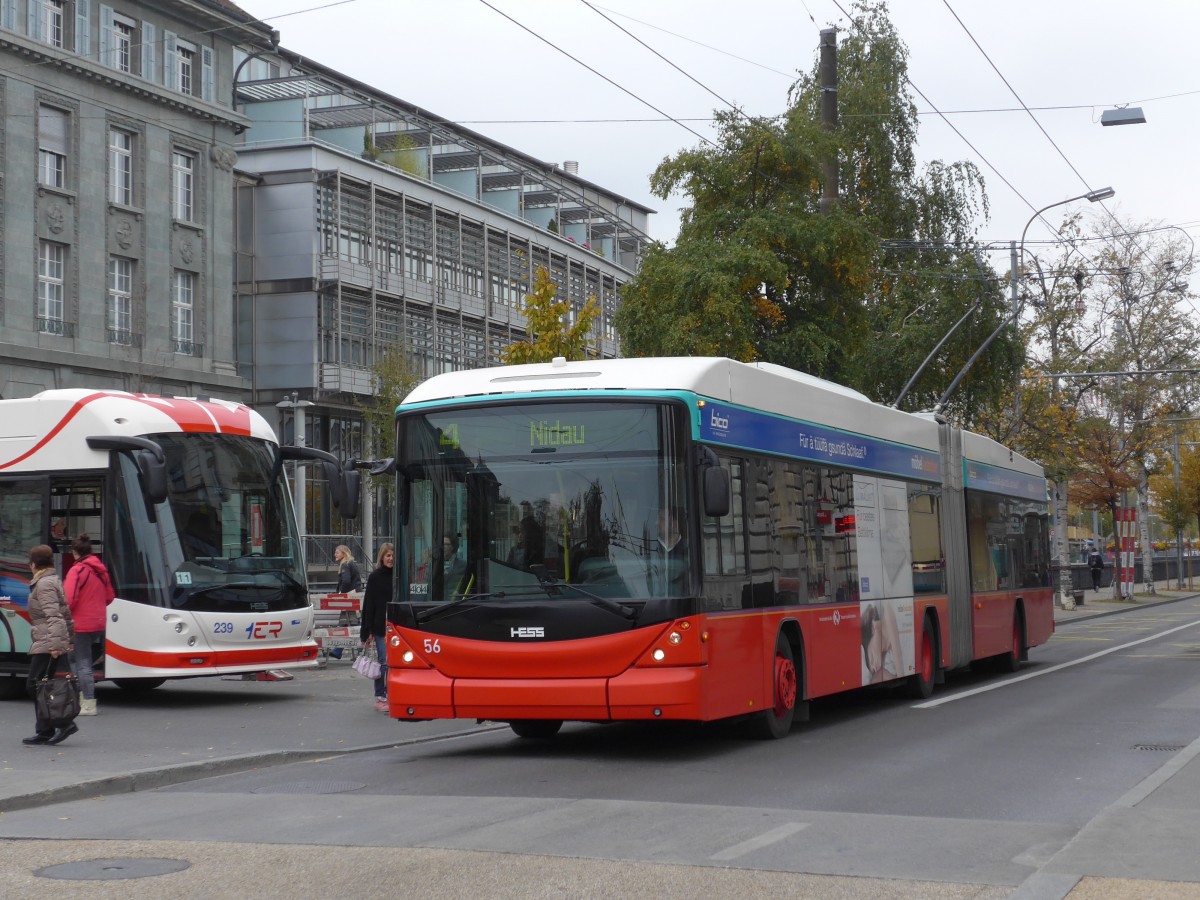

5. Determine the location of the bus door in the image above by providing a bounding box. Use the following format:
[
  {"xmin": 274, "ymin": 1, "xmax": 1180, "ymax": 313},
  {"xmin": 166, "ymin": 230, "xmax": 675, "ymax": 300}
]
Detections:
[
  {"xmin": 0, "ymin": 477, "xmax": 50, "ymax": 677},
  {"xmin": 50, "ymin": 478, "xmax": 105, "ymax": 581}
]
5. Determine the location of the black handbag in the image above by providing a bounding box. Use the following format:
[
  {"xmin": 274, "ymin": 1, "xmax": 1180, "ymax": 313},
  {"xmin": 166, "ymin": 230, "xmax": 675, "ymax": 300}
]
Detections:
[{"xmin": 35, "ymin": 657, "xmax": 81, "ymax": 728}]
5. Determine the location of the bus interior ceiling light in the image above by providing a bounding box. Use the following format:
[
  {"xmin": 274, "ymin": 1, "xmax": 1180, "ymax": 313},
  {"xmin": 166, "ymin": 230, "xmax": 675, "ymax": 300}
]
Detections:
[{"xmin": 1101, "ymin": 107, "xmax": 1146, "ymax": 126}]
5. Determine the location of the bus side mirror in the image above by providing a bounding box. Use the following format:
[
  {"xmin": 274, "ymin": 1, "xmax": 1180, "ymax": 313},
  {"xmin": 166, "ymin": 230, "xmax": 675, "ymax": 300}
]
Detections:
[
  {"xmin": 704, "ymin": 466, "xmax": 730, "ymax": 518},
  {"xmin": 137, "ymin": 450, "xmax": 168, "ymax": 506},
  {"xmin": 340, "ymin": 469, "xmax": 361, "ymax": 520}
]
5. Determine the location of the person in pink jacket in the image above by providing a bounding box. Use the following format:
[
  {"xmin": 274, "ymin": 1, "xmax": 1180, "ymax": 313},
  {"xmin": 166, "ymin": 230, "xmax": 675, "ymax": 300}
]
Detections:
[{"xmin": 64, "ymin": 534, "xmax": 115, "ymax": 717}]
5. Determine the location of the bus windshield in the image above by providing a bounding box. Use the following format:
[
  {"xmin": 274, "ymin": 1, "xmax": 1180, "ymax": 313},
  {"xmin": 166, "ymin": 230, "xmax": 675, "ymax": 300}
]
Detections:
[
  {"xmin": 108, "ymin": 433, "xmax": 306, "ymax": 612},
  {"xmin": 398, "ymin": 400, "xmax": 691, "ymax": 607}
]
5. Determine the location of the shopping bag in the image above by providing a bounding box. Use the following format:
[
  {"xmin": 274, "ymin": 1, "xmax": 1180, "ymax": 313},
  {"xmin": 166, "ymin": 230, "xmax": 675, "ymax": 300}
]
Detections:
[
  {"xmin": 35, "ymin": 659, "xmax": 81, "ymax": 728},
  {"xmin": 353, "ymin": 642, "xmax": 381, "ymax": 680}
]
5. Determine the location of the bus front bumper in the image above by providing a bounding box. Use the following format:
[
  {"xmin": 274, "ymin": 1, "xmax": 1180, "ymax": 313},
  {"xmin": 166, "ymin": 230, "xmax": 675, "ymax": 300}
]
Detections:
[{"xmin": 386, "ymin": 666, "xmax": 706, "ymax": 722}]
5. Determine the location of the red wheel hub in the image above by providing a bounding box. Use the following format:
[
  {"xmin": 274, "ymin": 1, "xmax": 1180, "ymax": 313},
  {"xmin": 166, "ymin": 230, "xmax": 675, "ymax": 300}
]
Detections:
[{"xmin": 773, "ymin": 654, "xmax": 797, "ymax": 716}]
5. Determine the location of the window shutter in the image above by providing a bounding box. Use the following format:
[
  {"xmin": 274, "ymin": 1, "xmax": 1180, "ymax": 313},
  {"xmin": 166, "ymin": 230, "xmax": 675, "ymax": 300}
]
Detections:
[
  {"xmin": 163, "ymin": 29, "xmax": 177, "ymax": 91},
  {"xmin": 28, "ymin": 0, "xmax": 44, "ymax": 43},
  {"xmin": 75, "ymin": 0, "xmax": 91, "ymax": 57},
  {"xmin": 141, "ymin": 21, "xmax": 156, "ymax": 82},
  {"xmin": 99, "ymin": 4, "xmax": 113, "ymax": 66},
  {"xmin": 1, "ymin": 0, "xmax": 18, "ymax": 31},
  {"xmin": 201, "ymin": 45, "xmax": 214, "ymax": 102},
  {"xmin": 39, "ymin": 106, "xmax": 68, "ymax": 154}
]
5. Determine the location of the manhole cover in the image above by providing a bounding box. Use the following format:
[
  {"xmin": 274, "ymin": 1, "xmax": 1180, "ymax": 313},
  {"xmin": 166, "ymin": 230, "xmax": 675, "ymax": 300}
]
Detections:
[
  {"xmin": 36, "ymin": 858, "xmax": 191, "ymax": 881},
  {"xmin": 251, "ymin": 780, "xmax": 366, "ymax": 794},
  {"xmin": 1133, "ymin": 744, "xmax": 1184, "ymax": 752}
]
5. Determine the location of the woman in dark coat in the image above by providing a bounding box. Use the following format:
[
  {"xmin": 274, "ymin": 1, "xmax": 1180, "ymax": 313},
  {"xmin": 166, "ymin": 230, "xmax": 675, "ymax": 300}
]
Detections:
[
  {"xmin": 359, "ymin": 543, "xmax": 393, "ymax": 713},
  {"xmin": 24, "ymin": 544, "xmax": 78, "ymax": 746}
]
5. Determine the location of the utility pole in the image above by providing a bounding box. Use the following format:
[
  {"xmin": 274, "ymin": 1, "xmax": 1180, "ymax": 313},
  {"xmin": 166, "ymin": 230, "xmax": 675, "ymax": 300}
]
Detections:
[{"xmin": 819, "ymin": 28, "xmax": 838, "ymax": 215}]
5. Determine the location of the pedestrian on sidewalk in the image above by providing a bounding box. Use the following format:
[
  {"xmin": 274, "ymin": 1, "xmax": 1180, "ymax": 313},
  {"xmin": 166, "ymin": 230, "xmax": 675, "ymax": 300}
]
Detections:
[
  {"xmin": 24, "ymin": 544, "xmax": 79, "ymax": 746},
  {"xmin": 64, "ymin": 534, "xmax": 115, "ymax": 716},
  {"xmin": 360, "ymin": 543, "xmax": 393, "ymax": 713},
  {"xmin": 1088, "ymin": 544, "xmax": 1104, "ymax": 593}
]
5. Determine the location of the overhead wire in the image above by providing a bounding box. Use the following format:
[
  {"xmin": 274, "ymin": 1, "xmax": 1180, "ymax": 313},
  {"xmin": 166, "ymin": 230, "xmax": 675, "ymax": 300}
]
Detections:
[{"xmin": 475, "ymin": 0, "xmax": 716, "ymax": 149}]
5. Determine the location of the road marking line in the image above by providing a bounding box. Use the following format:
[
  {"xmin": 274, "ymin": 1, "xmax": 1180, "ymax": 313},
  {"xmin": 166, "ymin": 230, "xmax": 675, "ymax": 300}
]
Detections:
[
  {"xmin": 710, "ymin": 822, "xmax": 809, "ymax": 860},
  {"xmin": 915, "ymin": 618, "xmax": 1200, "ymax": 709}
]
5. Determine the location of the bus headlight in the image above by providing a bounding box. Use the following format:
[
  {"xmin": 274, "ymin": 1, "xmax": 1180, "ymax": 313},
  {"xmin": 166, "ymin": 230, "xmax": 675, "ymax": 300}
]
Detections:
[
  {"xmin": 402, "ymin": 650, "xmax": 415, "ymax": 663},
  {"xmin": 668, "ymin": 631, "xmax": 682, "ymax": 644},
  {"xmin": 175, "ymin": 623, "xmax": 184, "ymax": 633},
  {"xmin": 652, "ymin": 649, "xmax": 666, "ymax": 661}
]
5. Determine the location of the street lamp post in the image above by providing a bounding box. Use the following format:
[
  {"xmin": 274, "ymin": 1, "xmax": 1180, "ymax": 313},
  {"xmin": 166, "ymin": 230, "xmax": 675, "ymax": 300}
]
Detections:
[
  {"xmin": 276, "ymin": 393, "xmax": 315, "ymax": 559},
  {"xmin": 1010, "ymin": 188, "xmax": 1114, "ymax": 609}
]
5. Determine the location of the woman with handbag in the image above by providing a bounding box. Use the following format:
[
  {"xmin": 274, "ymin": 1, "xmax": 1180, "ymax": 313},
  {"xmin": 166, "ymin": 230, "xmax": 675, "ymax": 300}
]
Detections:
[
  {"xmin": 359, "ymin": 543, "xmax": 393, "ymax": 713},
  {"xmin": 24, "ymin": 544, "xmax": 80, "ymax": 746}
]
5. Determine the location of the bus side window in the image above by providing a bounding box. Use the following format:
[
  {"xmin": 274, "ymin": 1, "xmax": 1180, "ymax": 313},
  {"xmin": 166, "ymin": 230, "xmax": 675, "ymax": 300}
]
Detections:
[
  {"xmin": 0, "ymin": 480, "xmax": 46, "ymax": 605},
  {"xmin": 742, "ymin": 458, "xmax": 776, "ymax": 609}
]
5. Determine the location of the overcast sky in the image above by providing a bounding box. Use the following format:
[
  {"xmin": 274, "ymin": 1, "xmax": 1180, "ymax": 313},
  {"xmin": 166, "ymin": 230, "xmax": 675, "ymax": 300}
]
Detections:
[{"xmin": 232, "ymin": 0, "xmax": 1200, "ymax": 278}]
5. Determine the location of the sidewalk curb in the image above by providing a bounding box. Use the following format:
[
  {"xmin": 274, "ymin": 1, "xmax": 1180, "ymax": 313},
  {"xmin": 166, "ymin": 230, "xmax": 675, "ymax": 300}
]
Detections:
[
  {"xmin": 0, "ymin": 724, "xmax": 507, "ymax": 814},
  {"xmin": 1056, "ymin": 590, "xmax": 1200, "ymax": 624}
]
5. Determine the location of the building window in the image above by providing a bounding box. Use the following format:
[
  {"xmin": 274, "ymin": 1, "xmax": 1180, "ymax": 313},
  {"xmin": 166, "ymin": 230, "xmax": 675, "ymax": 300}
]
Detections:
[
  {"xmin": 113, "ymin": 15, "xmax": 134, "ymax": 72},
  {"xmin": 172, "ymin": 150, "xmax": 194, "ymax": 221},
  {"xmin": 109, "ymin": 128, "xmax": 133, "ymax": 206},
  {"xmin": 175, "ymin": 41, "xmax": 194, "ymax": 95},
  {"xmin": 172, "ymin": 270, "xmax": 195, "ymax": 353},
  {"xmin": 38, "ymin": 105, "xmax": 68, "ymax": 189},
  {"xmin": 38, "ymin": 241, "xmax": 66, "ymax": 333},
  {"xmin": 42, "ymin": 0, "xmax": 65, "ymax": 48},
  {"xmin": 108, "ymin": 256, "xmax": 133, "ymax": 343}
]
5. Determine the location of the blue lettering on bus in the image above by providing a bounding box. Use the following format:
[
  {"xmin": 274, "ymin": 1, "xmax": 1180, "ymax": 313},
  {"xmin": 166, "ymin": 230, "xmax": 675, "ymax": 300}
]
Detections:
[
  {"xmin": 964, "ymin": 459, "xmax": 1047, "ymax": 501},
  {"xmin": 698, "ymin": 405, "xmax": 941, "ymax": 482}
]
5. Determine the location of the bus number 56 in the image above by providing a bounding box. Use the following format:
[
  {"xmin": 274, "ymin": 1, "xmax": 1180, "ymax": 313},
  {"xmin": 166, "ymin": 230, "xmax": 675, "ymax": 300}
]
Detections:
[{"xmin": 423, "ymin": 638, "xmax": 441, "ymax": 654}]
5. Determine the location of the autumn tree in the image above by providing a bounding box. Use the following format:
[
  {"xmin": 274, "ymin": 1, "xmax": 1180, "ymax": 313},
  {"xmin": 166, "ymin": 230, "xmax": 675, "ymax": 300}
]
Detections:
[
  {"xmin": 1083, "ymin": 222, "xmax": 1200, "ymax": 592},
  {"xmin": 615, "ymin": 0, "xmax": 1019, "ymax": 417},
  {"xmin": 502, "ymin": 265, "xmax": 599, "ymax": 364}
]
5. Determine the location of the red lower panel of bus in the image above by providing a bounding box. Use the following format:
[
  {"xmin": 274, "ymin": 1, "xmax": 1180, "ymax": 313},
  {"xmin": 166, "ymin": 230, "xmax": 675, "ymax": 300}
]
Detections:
[
  {"xmin": 106, "ymin": 640, "xmax": 320, "ymax": 671},
  {"xmin": 386, "ymin": 590, "xmax": 1054, "ymax": 723}
]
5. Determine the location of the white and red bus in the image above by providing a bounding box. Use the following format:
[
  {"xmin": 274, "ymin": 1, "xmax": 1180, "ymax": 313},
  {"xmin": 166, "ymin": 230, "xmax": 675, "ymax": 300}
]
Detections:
[
  {"xmin": 0, "ymin": 390, "xmax": 358, "ymax": 697},
  {"xmin": 382, "ymin": 357, "xmax": 1054, "ymax": 738}
]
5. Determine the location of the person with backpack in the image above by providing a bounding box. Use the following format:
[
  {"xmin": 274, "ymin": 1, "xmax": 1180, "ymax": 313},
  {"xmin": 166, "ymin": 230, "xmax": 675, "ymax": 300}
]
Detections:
[
  {"xmin": 1087, "ymin": 543, "xmax": 1105, "ymax": 593},
  {"xmin": 64, "ymin": 533, "xmax": 116, "ymax": 716}
]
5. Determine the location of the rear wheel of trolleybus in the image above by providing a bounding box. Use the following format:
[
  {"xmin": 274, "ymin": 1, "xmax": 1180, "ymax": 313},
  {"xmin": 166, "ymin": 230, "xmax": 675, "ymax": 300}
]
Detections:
[
  {"xmin": 113, "ymin": 677, "xmax": 166, "ymax": 692},
  {"xmin": 998, "ymin": 608, "xmax": 1025, "ymax": 673},
  {"xmin": 509, "ymin": 719, "xmax": 564, "ymax": 739},
  {"xmin": 750, "ymin": 631, "xmax": 799, "ymax": 740},
  {"xmin": 908, "ymin": 614, "xmax": 937, "ymax": 699}
]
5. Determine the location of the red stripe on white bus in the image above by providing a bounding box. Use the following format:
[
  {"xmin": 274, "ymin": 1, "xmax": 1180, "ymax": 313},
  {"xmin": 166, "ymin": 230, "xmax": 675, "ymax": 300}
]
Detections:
[
  {"xmin": 0, "ymin": 391, "xmax": 109, "ymax": 470},
  {"xmin": 106, "ymin": 640, "xmax": 320, "ymax": 669}
]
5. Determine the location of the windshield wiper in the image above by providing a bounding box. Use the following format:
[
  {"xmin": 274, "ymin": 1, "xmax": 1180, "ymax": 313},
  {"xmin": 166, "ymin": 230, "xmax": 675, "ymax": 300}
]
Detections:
[
  {"xmin": 527, "ymin": 566, "xmax": 639, "ymax": 621},
  {"xmin": 415, "ymin": 590, "xmax": 515, "ymax": 626},
  {"xmin": 184, "ymin": 581, "xmax": 279, "ymax": 601}
]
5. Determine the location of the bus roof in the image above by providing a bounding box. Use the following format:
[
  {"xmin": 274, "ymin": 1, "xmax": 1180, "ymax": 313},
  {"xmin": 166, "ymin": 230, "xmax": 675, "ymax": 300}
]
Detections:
[
  {"xmin": 0, "ymin": 390, "xmax": 276, "ymax": 474},
  {"xmin": 403, "ymin": 357, "xmax": 1044, "ymax": 481}
]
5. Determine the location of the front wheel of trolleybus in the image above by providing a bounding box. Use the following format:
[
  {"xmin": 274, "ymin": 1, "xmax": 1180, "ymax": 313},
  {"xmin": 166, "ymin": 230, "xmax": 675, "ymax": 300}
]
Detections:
[
  {"xmin": 509, "ymin": 719, "xmax": 564, "ymax": 739},
  {"xmin": 750, "ymin": 632, "xmax": 799, "ymax": 740},
  {"xmin": 908, "ymin": 614, "xmax": 937, "ymax": 699}
]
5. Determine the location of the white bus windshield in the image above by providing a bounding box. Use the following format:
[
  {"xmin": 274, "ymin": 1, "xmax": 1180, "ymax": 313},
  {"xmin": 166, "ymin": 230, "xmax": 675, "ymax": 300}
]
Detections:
[
  {"xmin": 108, "ymin": 434, "xmax": 306, "ymax": 612},
  {"xmin": 399, "ymin": 401, "xmax": 691, "ymax": 605}
]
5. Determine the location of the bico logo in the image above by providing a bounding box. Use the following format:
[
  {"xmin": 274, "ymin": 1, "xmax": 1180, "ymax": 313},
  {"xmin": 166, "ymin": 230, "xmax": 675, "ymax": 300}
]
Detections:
[
  {"xmin": 710, "ymin": 408, "xmax": 730, "ymax": 430},
  {"xmin": 511, "ymin": 626, "xmax": 545, "ymax": 638}
]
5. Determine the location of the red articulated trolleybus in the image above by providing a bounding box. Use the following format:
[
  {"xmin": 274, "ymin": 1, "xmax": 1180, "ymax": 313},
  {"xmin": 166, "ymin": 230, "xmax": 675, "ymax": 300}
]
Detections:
[
  {"xmin": 0, "ymin": 390, "xmax": 358, "ymax": 697},
  {"xmin": 382, "ymin": 357, "xmax": 1053, "ymax": 739}
]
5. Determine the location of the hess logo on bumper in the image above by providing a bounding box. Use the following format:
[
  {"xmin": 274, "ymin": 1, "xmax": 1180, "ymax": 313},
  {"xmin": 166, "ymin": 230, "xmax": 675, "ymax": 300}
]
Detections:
[{"xmin": 511, "ymin": 626, "xmax": 545, "ymax": 638}]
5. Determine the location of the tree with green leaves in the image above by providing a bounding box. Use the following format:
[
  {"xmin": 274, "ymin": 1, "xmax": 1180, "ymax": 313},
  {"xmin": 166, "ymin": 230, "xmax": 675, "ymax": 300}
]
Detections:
[
  {"xmin": 502, "ymin": 265, "xmax": 599, "ymax": 364},
  {"xmin": 615, "ymin": 0, "xmax": 1019, "ymax": 419}
]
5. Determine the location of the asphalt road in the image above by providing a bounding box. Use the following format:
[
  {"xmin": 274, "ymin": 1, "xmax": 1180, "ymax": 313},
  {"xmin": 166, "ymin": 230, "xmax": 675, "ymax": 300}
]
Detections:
[{"xmin": 4, "ymin": 596, "xmax": 1200, "ymax": 898}]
